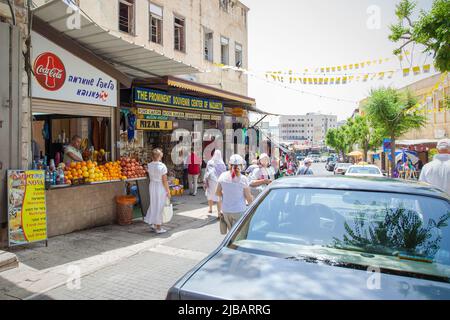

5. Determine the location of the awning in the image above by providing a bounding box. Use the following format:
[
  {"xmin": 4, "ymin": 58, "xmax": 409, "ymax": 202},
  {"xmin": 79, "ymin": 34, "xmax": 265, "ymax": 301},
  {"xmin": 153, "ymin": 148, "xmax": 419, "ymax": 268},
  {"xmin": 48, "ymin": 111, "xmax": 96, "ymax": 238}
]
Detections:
[
  {"xmin": 32, "ymin": 0, "xmax": 200, "ymax": 79},
  {"xmin": 133, "ymin": 76, "xmax": 256, "ymax": 106},
  {"xmin": 396, "ymin": 139, "xmax": 439, "ymax": 146}
]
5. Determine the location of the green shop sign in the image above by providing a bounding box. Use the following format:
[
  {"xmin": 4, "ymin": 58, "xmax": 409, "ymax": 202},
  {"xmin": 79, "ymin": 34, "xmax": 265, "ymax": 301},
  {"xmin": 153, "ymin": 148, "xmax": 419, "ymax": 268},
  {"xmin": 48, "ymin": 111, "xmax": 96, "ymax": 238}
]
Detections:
[{"xmin": 134, "ymin": 88, "xmax": 224, "ymax": 113}]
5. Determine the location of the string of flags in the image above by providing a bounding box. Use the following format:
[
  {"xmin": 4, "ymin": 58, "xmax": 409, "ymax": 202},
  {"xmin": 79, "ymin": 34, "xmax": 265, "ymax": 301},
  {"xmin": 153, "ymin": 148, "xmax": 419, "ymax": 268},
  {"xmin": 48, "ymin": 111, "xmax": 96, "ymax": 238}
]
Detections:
[{"xmin": 408, "ymin": 72, "xmax": 449, "ymax": 115}]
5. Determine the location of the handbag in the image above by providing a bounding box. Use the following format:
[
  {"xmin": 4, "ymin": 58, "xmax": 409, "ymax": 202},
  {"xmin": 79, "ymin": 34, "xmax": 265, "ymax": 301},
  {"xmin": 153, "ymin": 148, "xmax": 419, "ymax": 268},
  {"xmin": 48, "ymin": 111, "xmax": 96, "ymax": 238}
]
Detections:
[
  {"xmin": 219, "ymin": 214, "xmax": 227, "ymax": 235},
  {"xmin": 162, "ymin": 198, "xmax": 173, "ymax": 223}
]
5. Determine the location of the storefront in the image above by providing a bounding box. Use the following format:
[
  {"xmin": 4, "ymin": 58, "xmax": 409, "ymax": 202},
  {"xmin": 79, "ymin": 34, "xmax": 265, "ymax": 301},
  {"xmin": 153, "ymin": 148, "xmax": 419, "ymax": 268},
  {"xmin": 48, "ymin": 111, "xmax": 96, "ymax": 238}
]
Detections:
[
  {"xmin": 119, "ymin": 77, "xmax": 256, "ymax": 187},
  {"xmin": 30, "ymin": 30, "xmax": 128, "ymax": 237}
]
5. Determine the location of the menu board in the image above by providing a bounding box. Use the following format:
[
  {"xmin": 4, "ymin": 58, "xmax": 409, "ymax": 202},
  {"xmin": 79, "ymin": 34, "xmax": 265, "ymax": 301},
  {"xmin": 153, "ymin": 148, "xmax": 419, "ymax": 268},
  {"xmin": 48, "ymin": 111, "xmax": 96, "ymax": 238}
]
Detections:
[{"xmin": 7, "ymin": 170, "xmax": 47, "ymax": 246}]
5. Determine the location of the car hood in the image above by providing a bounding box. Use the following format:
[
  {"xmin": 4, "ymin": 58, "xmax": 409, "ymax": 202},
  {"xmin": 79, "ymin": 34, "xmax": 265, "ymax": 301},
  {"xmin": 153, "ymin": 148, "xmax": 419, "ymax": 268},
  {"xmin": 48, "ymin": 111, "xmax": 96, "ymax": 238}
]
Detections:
[{"xmin": 178, "ymin": 248, "xmax": 450, "ymax": 300}]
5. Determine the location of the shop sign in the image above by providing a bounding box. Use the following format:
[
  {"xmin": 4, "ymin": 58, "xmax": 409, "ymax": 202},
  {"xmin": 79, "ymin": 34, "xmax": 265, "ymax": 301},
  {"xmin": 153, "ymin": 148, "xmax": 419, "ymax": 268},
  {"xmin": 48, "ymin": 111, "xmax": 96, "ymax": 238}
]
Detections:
[
  {"xmin": 31, "ymin": 31, "xmax": 117, "ymax": 107},
  {"xmin": 184, "ymin": 112, "xmax": 202, "ymax": 120},
  {"xmin": 144, "ymin": 115, "xmax": 169, "ymax": 120},
  {"xmin": 210, "ymin": 115, "xmax": 222, "ymax": 121},
  {"xmin": 136, "ymin": 119, "xmax": 173, "ymax": 130},
  {"xmin": 162, "ymin": 110, "xmax": 185, "ymax": 118},
  {"xmin": 134, "ymin": 88, "xmax": 224, "ymax": 113},
  {"xmin": 7, "ymin": 170, "xmax": 47, "ymax": 247},
  {"xmin": 138, "ymin": 107, "xmax": 222, "ymax": 122},
  {"xmin": 138, "ymin": 108, "xmax": 162, "ymax": 115},
  {"xmin": 231, "ymin": 108, "xmax": 244, "ymax": 117}
]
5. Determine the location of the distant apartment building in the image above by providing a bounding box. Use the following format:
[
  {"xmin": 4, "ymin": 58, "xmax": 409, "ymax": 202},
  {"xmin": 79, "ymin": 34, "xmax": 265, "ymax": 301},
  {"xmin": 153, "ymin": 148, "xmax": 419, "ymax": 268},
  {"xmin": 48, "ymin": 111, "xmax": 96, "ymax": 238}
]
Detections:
[
  {"xmin": 279, "ymin": 113, "xmax": 338, "ymax": 146},
  {"xmin": 336, "ymin": 120, "xmax": 347, "ymax": 128},
  {"xmin": 34, "ymin": 0, "xmax": 249, "ymax": 96}
]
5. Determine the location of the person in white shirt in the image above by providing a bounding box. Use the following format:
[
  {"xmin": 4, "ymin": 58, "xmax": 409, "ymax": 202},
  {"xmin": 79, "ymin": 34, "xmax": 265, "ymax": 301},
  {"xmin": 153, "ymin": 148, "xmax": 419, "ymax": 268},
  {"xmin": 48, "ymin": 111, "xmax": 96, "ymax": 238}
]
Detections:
[
  {"xmin": 216, "ymin": 154, "xmax": 253, "ymax": 233},
  {"xmin": 249, "ymin": 153, "xmax": 275, "ymax": 197},
  {"xmin": 419, "ymin": 139, "xmax": 450, "ymax": 195}
]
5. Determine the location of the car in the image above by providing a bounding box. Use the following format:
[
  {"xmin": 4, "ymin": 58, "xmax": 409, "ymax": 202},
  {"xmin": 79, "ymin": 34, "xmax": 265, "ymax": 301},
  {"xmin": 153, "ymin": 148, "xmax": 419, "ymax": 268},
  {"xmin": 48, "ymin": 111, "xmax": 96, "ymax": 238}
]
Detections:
[
  {"xmin": 166, "ymin": 177, "xmax": 450, "ymax": 300},
  {"xmin": 333, "ymin": 163, "xmax": 351, "ymax": 175},
  {"xmin": 345, "ymin": 164, "xmax": 384, "ymax": 177},
  {"xmin": 320, "ymin": 156, "xmax": 328, "ymax": 163}
]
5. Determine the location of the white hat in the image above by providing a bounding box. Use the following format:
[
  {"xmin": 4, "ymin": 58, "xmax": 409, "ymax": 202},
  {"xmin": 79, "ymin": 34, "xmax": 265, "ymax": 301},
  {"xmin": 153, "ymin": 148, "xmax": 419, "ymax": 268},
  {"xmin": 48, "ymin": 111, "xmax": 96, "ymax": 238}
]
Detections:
[
  {"xmin": 259, "ymin": 153, "xmax": 270, "ymax": 161},
  {"xmin": 229, "ymin": 154, "xmax": 245, "ymax": 165},
  {"xmin": 437, "ymin": 139, "xmax": 450, "ymax": 151},
  {"xmin": 304, "ymin": 158, "xmax": 313, "ymax": 164}
]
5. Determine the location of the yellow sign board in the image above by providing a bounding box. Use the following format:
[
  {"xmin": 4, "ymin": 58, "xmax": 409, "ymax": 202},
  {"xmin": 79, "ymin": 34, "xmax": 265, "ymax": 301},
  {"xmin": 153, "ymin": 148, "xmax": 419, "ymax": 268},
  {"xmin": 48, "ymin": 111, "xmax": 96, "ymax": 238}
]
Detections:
[
  {"xmin": 8, "ymin": 170, "xmax": 47, "ymax": 246},
  {"xmin": 136, "ymin": 119, "xmax": 173, "ymax": 130}
]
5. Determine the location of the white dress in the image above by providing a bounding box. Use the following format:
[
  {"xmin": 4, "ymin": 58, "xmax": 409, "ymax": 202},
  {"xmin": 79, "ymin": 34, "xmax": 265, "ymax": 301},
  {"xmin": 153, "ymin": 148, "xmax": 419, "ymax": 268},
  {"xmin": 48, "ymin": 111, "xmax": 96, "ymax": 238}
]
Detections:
[
  {"xmin": 144, "ymin": 162, "xmax": 168, "ymax": 225},
  {"xmin": 204, "ymin": 162, "xmax": 219, "ymax": 202}
]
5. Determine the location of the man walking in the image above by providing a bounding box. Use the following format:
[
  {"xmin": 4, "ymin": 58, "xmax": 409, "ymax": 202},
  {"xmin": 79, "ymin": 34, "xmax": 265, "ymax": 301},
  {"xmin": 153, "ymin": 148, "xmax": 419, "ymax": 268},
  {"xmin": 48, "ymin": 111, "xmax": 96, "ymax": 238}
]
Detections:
[
  {"xmin": 296, "ymin": 158, "xmax": 314, "ymax": 175},
  {"xmin": 419, "ymin": 138, "xmax": 450, "ymax": 194},
  {"xmin": 187, "ymin": 147, "xmax": 201, "ymax": 196}
]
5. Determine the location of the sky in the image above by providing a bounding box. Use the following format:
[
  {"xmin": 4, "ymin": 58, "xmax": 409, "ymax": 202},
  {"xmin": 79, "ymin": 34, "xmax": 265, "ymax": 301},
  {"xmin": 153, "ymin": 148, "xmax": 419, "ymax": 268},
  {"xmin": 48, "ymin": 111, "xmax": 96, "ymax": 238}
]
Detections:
[{"xmin": 240, "ymin": 0, "xmax": 437, "ymax": 123}]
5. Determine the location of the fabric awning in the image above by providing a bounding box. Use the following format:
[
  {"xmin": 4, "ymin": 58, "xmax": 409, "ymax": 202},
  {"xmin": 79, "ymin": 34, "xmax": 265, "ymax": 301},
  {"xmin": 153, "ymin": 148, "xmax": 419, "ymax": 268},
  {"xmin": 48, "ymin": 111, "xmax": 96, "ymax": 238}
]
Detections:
[
  {"xmin": 32, "ymin": 0, "xmax": 200, "ymax": 79},
  {"xmin": 396, "ymin": 139, "xmax": 439, "ymax": 146}
]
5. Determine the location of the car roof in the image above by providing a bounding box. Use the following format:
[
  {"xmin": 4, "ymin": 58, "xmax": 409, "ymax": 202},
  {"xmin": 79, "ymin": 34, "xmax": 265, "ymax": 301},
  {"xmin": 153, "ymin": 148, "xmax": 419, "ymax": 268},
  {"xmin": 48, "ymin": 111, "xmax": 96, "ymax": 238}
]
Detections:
[
  {"xmin": 269, "ymin": 176, "xmax": 450, "ymax": 200},
  {"xmin": 336, "ymin": 163, "xmax": 351, "ymax": 166},
  {"xmin": 348, "ymin": 165, "xmax": 380, "ymax": 169}
]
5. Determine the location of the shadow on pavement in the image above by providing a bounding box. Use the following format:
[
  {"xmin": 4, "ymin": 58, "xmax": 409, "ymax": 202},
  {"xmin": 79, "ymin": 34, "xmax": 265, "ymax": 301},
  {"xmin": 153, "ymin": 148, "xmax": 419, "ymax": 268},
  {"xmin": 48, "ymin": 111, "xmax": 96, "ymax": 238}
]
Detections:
[{"xmin": 6, "ymin": 193, "xmax": 213, "ymax": 271}]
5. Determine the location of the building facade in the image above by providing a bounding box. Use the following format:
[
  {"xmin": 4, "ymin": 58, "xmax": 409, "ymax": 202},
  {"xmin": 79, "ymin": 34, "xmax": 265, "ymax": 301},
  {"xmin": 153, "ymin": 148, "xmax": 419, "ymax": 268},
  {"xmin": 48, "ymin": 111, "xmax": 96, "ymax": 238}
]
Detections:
[
  {"xmin": 279, "ymin": 113, "xmax": 337, "ymax": 146},
  {"xmin": 34, "ymin": 0, "xmax": 249, "ymax": 96}
]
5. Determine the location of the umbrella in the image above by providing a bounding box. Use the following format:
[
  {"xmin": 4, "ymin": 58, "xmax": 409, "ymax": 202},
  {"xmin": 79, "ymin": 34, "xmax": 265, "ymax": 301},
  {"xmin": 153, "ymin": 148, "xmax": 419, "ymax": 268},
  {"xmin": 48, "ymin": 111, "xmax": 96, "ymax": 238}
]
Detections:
[
  {"xmin": 388, "ymin": 149, "xmax": 419, "ymax": 164},
  {"xmin": 348, "ymin": 151, "xmax": 363, "ymax": 157}
]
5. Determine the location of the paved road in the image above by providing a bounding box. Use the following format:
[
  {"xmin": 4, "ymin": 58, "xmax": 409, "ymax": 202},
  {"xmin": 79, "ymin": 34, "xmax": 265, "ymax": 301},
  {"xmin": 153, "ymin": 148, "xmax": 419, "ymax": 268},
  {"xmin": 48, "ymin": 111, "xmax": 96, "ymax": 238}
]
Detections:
[
  {"xmin": 310, "ymin": 162, "xmax": 333, "ymax": 176},
  {"xmin": 33, "ymin": 219, "xmax": 224, "ymax": 300}
]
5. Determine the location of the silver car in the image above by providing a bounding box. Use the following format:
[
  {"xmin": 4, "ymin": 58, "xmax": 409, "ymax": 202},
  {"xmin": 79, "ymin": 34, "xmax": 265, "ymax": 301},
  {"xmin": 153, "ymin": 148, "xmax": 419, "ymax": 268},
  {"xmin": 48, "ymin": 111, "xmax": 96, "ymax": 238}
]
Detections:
[{"xmin": 167, "ymin": 177, "xmax": 450, "ymax": 299}]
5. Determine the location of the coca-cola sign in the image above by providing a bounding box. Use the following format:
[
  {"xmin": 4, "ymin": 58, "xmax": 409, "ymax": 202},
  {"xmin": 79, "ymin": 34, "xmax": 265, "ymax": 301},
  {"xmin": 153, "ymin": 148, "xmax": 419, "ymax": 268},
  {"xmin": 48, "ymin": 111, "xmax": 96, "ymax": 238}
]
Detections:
[{"xmin": 33, "ymin": 52, "xmax": 66, "ymax": 91}]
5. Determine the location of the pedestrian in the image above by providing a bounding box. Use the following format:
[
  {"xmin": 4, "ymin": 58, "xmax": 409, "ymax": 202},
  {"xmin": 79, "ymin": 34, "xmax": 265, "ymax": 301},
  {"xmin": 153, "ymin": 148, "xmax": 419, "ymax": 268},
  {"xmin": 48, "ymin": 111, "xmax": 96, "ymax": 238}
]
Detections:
[
  {"xmin": 249, "ymin": 153, "xmax": 275, "ymax": 197},
  {"xmin": 419, "ymin": 139, "xmax": 450, "ymax": 194},
  {"xmin": 187, "ymin": 147, "xmax": 201, "ymax": 196},
  {"xmin": 216, "ymin": 154, "xmax": 253, "ymax": 233},
  {"xmin": 296, "ymin": 157, "xmax": 314, "ymax": 175},
  {"xmin": 204, "ymin": 149, "xmax": 226, "ymax": 214},
  {"xmin": 245, "ymin": 158, "xmax": 259, "ymax": 176},
  {"xmin": 144, "ymin": 148, "xmax": 171, "ymax": 234}
]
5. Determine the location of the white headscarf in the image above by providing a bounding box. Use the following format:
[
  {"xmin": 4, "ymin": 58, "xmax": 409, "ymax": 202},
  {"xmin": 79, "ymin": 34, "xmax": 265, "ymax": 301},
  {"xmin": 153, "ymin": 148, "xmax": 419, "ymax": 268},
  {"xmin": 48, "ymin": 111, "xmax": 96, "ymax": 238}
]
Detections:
[{"xmin": 207, "ymin": 150, "xmax": 226, "ymax": 180}]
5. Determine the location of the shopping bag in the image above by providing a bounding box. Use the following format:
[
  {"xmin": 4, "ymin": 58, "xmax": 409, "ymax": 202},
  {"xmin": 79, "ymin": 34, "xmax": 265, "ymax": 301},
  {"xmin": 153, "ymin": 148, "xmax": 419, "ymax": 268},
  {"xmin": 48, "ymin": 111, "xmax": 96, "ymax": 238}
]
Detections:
[
  {"xmin": 162, "ymin": 198, "xmax": 173, "ymax": 223},
  {"xmin": 219, "ymin": 214, "xmax": 227, "ymax": 235}
]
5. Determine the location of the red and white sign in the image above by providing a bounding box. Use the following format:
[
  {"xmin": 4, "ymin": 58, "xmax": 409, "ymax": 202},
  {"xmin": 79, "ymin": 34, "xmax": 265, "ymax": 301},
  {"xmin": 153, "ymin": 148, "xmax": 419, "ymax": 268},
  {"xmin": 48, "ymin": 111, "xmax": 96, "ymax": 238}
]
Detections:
[
  {"xmin": 31, "ymin": 31, "xmax": 117, "ymax": 107},
  {"xmin": 33, "ymin": 52, "xmax": 66, "ymax": 91}
]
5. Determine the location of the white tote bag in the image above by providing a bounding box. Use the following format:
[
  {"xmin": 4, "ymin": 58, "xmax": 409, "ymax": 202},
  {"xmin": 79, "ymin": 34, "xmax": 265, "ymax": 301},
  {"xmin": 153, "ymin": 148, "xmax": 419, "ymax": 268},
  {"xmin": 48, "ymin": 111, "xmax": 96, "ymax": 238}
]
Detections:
[{"xmin": 162, "ymin": 198, "xmax": 173, "ymax": 223}]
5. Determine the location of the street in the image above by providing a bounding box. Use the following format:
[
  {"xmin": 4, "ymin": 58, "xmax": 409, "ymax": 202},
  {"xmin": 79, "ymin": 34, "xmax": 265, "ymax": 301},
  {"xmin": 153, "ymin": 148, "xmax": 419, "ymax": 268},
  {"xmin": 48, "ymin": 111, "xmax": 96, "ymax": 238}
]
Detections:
[{"xmin": 310, "ymin": 162, "xmax": 333, "ymax": 176}]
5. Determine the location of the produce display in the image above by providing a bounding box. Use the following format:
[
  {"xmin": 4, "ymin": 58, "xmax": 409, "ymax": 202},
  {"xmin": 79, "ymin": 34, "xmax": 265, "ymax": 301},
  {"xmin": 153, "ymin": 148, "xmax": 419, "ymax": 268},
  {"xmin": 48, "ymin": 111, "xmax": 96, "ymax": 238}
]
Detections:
[
  {"xmin": 120, "ymin": 157, "xmax": 147, "ymax": 179},
  {"xmin": 64, "ymin": 160, "xmax": 127, "ymax": 185}
]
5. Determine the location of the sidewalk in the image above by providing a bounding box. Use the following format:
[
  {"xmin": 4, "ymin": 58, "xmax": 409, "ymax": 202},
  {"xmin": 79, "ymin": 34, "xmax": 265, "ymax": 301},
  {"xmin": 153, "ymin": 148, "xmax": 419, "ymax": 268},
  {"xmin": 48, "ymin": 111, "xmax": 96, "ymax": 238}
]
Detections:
[{"xmin": 0, "ymin": 192, "xmax": 216, "ymax": 300}]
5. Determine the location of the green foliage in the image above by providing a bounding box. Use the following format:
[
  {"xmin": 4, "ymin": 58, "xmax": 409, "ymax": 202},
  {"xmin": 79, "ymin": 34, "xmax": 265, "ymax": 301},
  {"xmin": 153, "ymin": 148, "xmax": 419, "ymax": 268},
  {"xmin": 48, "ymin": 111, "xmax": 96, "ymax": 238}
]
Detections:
[
  {"xmin": 325, "ymin": 125, "xmax": 354, "ymax": 158},
  {"xmin": 364, "ymin": 87, "xmax": 426, "ymax": 138},
  {"xmin": 333, "ymin": 208, "xmax": 449, "ymax": 258},
  {"xmin": 347, "ymin": 115, "xmax": 384, "ymax": 160},
  {"xmin": 389, "ymin": 0, "xmax": 450, "ymax": 72}
]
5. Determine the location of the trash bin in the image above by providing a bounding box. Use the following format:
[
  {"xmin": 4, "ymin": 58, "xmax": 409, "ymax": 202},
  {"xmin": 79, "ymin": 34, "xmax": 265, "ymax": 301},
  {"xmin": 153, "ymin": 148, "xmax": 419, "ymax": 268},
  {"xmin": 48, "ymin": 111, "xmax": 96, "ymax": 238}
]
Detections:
[{"xmin": 116, "ymin": 195, "xmax": 137, "ymax": 226}]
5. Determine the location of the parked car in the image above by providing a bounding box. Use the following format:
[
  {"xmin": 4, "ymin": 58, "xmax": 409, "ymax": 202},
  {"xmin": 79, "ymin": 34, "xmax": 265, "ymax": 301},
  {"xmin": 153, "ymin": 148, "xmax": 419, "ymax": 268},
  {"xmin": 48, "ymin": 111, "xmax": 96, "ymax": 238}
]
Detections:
[
  {"xmin": 333, "ymin": 163, "xmax": 351, "ymax": 175},
  {"xmin": 345, "ymin": 165, "xmax": 384, "ymax": 177},
  {"xmin": 320, "ymin": 156, "xmax": 328, "ymax": 163},
  {"xmin": 166, "ymin": 177, "xmax": 450, "ymax": 299}
]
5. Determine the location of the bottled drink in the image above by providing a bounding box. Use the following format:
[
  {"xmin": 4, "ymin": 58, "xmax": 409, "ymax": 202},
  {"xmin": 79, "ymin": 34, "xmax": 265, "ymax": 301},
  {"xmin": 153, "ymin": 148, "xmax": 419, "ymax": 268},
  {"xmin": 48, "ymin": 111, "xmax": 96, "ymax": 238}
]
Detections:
[
  {"xmin": 58, "ymin": 168, "xmax": 65, "ymax": 185},
  {"xmin": 45, "ymin": 167, "xmax": 51, "ymax": 189},
  {"xmin": 52, "ymin": 171, "xmax": 57, "ymax": 186}
]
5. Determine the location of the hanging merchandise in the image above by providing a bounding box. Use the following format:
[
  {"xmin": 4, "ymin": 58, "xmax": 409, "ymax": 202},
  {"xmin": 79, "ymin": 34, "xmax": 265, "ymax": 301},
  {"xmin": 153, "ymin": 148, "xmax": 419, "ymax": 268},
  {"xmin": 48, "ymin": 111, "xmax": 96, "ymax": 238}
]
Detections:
[
  {"xmin": 127, "ymin": 112, "xmax": 136, "ymax": 142},
  {"xmin": 42, "ymin": 121, "xmax": 50, "ymax": 140}
]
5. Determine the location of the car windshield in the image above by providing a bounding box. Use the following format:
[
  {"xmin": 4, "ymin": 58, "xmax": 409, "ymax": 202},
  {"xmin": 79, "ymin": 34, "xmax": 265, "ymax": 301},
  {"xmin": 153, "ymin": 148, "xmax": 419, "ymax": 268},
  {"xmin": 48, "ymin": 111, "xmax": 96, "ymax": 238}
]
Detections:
[
  {"xmin": 228, "ymin": 188, "xmax": 450, "ymax": 282},
  {"xmin": 336, "ymin": 164, "xmax": 351, "ymax": 168},
  {"xmin": 347, "ymin": 167, "xmax": 381, "ymax": 174}
]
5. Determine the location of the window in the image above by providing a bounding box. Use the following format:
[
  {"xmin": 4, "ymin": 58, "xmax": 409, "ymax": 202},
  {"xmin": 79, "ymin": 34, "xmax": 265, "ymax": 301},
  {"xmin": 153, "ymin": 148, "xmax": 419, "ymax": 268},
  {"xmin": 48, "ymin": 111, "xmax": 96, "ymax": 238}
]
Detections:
[
  {"xmin": 174, "ymin": 15, "xmax": 185, "ymax": 52},
  {"xmin": 149, "ymin": 3, "xmax": 163, "ymax": 44},
  {"xmin": 235, "ymin": 42, "xmax": 242, "ymax": 67},
  {"xmin": 119, "ymin": 0, "xmax": 134, "ymax": 34},
  {"xmin": 204, "ymin": 30, "xmax": 213, "ymax": 62},
  {"xmin": 220, "ymin": 36, "xmax": 229, "ymax": 65},
  {"xmin": 219, "ymin": 0, "xmax": 229, "ymax": 12}
]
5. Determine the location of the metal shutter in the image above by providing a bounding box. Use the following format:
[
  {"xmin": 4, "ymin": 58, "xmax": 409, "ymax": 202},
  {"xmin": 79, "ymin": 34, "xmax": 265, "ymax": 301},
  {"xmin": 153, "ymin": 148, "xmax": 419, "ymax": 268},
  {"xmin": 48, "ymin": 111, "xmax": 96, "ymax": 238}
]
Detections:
[{"xmin": 32, "ymin": 99, "xmax": 113, "ymax": 118}]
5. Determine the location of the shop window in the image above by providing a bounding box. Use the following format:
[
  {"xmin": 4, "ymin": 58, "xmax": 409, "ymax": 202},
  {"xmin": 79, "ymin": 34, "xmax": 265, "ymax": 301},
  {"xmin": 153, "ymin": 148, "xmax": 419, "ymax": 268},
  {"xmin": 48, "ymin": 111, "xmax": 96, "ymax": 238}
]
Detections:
[
  {"xmin": 220, "ymin": 36, "xmax": 229, "ymax": 65},
  {"xmin": 204, "ymin": 30, "xmax": 213, "ymax": 62},
  {"xmin": 219, "ymin": 0, "xmax": 229, "ymax": 12},
  {"xmin": 119, "ymin": 0, "xmax": 135, "ymax": 34},
  {"xmin": 149, "ymin": 3, "xmax": 163, "ymax": 44},
  {"xmin": 174, "ymin": 15, "xmax": 186, "ymax": 52}
]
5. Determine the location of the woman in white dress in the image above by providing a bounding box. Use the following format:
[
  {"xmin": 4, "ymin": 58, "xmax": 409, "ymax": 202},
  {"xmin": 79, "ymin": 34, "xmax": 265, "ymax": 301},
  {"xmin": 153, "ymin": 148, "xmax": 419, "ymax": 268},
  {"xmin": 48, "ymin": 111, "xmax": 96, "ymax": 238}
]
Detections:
[
  {"xmin": 249, "ymin": 153, "xmax": 275, "ymax": 198},
  {"xmin": 204, "ymin": 150, "xmax": 226, "ymax": 214},
  {"xmin": 144, "ymin": 148, "xmax": 171, "ymax": 234}
]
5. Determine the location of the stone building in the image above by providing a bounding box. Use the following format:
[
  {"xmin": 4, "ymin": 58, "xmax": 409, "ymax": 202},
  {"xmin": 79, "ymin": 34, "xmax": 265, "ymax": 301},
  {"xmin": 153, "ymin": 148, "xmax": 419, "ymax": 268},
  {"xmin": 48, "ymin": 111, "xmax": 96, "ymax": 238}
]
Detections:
[{"xmin": 33, "ymin": 0, "xmax": 249, "ymax": 96}]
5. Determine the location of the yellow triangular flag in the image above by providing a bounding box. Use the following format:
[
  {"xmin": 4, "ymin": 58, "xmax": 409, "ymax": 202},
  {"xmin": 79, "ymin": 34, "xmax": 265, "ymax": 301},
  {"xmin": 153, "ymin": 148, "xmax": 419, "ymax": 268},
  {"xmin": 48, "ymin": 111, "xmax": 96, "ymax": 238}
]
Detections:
[
  {"xmin": 403, "ymin": 68, "xmax": 410, "ymax": 77},
  {"xmin": 336, "ymin": 77, "xmax": 341, "ymax": 84},
  {"xmin": 343, "ymin": 65, "xmax": 348, "ymax": 70},
  {"xmin": 337, "ymin": 66, "xmax": 342, "ymax": 71},
  {"xmin": 326, "ymin": 67, "xmax": 330, "ymax": 73},
  {"xmin": 423, "ymin": 65, "xmax": 431, "ymax": 73},
  {"xmin": 324, "ymin": 78, "xmax": 329, "ymax": 84},
  {"xmin": 349, "ymin": 64, "xmax": 353, "ymax": 70},
  {"xmin": 355, "ymin": 63, "xmax": 359, "ymax": 69},
  {"xmin": 331, "ymin": 67, "xmax": 336, "ymax": 72},
  {"xmin": 412, "ymin": 66, "xmax": 420, "ymax": 75}
]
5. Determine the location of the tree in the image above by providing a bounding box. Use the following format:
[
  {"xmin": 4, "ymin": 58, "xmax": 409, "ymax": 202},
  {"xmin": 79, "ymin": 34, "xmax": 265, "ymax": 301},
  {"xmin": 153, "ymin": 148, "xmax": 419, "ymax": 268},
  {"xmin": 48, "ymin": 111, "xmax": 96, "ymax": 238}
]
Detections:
[
  {"xmin": 347, "ymin": 115, "xmax": 384, "ymax": 162},
  {"xmin": 364, "ymin": 87, "xmax": 426, "ymax": 176},
  {"xmin": 325, "ymin": 125, "xmax": 354, "ymax": 160},
  {"xmin": 389, "ymin": 0, "xmax": 450, "ymax": 72}
]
